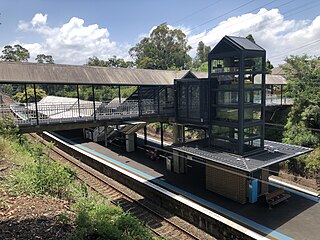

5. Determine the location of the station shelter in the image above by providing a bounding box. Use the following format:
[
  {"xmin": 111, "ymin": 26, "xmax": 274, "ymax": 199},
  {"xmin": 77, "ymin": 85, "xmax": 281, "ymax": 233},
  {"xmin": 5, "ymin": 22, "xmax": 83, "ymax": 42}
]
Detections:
[{"xmin": 170, "ymin": 36, "xmax": 311, "ymax": 204}]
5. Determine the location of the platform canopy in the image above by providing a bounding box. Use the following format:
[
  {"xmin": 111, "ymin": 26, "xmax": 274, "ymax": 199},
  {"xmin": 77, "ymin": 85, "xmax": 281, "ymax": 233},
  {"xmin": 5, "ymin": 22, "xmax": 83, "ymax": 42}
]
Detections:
[
  {"xmin": 172, "ymin": 140, "xmax": 312, "ymax": 172},
  {"xmin": 0, "ymin": 62, "xmax": 205, "ymax": 86}
]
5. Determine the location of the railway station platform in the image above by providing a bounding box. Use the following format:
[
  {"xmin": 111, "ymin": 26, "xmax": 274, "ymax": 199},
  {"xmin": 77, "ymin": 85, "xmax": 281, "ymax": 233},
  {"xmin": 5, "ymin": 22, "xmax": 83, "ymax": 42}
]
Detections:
[{"xmin": 54, "ymin": 129, "xmax": 319, "ymax": 240}]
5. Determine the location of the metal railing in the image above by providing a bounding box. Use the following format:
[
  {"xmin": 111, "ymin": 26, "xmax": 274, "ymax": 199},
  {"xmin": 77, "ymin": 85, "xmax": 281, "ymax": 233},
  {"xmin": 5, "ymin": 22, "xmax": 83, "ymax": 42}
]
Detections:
[
  {"xmin": 0, "ymin": 99, "xmax": 175, "ymax": 127},
  {"xmin": 266, "ymin": 95, "xmax": 293, "ymax": 106}
]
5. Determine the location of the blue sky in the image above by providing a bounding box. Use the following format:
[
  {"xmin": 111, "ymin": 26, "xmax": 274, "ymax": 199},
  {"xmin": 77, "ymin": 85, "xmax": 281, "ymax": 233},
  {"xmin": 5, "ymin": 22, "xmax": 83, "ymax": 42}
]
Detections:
[{"xmin": 0, "ymin": 0, "xmax": 319, "ymax": 66}]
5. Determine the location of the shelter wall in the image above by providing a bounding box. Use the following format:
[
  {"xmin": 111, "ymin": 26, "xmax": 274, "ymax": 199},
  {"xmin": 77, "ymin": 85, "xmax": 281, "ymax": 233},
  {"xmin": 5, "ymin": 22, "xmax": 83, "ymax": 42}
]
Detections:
[{"xmin": 206, "ymin": 162, "xmax": 248, "ymax": 204}]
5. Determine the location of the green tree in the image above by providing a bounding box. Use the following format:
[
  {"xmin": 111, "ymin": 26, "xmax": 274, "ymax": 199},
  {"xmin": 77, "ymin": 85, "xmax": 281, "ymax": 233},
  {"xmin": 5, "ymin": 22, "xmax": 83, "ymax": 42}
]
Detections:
[
  {"xmin": 282, "ymin": 55, "xmax": 320, "ymax": 147},
  {"xmin": 0, "ymin": 44, "xmax": 30, "ymax": 62},
  {"xmin": 13, "ymin": 87, "xmax": 47, "ymax": 103},
  {"xmin": 196, "ymin": 41, "xmax": 211, "ymax": 64},
  {"xmin": 36, "ymin": 54, "xmax": 54, "ymax": 64},
  {"xmin": 193, "ymin": 41, "xmax": 211, "ymax": 69},
  {"xmin": 246, "ymin": 34, "xmax": 256, "ymax": 43},
  {"xmin": 87, "ymin": 56, "xmax": 133, "ymax": 68},
  {"xmin": 129, "ymin": 23, "xmax": 192, "ymax": 70},
  {"xmin": 266, "ymin": 59, "xmax": 274, "ymax": 74}
]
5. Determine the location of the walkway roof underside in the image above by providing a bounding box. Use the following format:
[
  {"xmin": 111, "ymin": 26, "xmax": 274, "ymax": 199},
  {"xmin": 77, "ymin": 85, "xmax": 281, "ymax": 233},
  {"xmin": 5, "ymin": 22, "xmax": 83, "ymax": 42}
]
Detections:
[
  {"xmin": 172, "ymin": 140, "xmax": 312, "ymax": 172},
  {"xmin": 0, "ymin": 62, "xmax": 207, "ymax": 86}
]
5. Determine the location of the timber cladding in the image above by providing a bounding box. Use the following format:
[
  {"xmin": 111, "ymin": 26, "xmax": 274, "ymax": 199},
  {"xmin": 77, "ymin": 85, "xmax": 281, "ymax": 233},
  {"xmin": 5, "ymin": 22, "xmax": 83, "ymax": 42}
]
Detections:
[{"xmin": 206, "ymin": 161, "xmax": 248, "ymax": 204}]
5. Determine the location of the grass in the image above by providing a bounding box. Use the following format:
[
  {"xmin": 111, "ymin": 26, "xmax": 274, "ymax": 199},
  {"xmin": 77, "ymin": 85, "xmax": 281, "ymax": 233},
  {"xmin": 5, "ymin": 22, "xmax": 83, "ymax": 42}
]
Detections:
[{"xmin": 0, "ymin": 117, "xmax": 157, "ymax": 240}]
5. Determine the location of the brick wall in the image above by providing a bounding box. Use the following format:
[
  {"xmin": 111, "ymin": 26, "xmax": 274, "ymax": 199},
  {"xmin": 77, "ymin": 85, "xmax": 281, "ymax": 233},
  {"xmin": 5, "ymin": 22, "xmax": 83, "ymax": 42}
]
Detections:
[
  {"xmin": 261, "ymin": 168, "xmax": 269, "ymax": 195},
  {"xmin": 206, "ymin": 162, "xmax": 248, "ymax": 204}
]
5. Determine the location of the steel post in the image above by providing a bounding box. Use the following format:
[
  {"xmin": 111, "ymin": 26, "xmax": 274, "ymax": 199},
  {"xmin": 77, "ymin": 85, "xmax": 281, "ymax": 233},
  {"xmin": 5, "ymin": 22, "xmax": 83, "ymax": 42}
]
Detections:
[
  {"xmin": 77, "ymin": 84, "xmax": 81, "ymax": 117},
  {"xmin": 33, "ymin": 83, "xmax": 39, "ymax": 125},
  {"xmin": 92, "ymin": 85, "xmax": 96, "ymax": 121}
]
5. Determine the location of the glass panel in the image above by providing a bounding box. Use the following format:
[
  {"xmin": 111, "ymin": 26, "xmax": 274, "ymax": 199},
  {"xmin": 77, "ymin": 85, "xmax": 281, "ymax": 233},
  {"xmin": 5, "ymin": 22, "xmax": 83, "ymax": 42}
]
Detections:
[
  {"xmin": 244, "ymin": 74, "xmax": 262, "ymax": 89},
  {"xmin": 216, "ymin": 74, "xmax": 239, "ymax": 90},
  {"xmin": 244, "ymin": 126, "xmax": 262, "ymax": 139},
  {"xmin": 217, "ymin": 91, "xmax": 238, "ymax": 105},
  {"xmin": 244, "ymin": 57, "xmax": 262, "ymax": 72},
  {"xmin": 215, "ymin": 107, "xmax": 238, "ymax": 122},
  {"xmin": 178, "ymin": 84, "xmax": 187, "ymax": 117},
  {"xmin": 244, "ymin": 107, "xmax": 262, "ymax": 122},
  {"xmin": 212, "ymin": 125, "xmax": 238, "ymax": 140},
  {"xmin": 244, "ymin": 138, "xmax": 262, "ymax": 152},
  {"xmin": 189, "ymin": 85, "xmax": 200, "ymax": 119},
  {"xmin": 211, "ymin": 57, "xmax": 239, "ymax": 73},
  {"xmin": 244, "ymin": 90, "xmax": 262, "ymax": 104}
]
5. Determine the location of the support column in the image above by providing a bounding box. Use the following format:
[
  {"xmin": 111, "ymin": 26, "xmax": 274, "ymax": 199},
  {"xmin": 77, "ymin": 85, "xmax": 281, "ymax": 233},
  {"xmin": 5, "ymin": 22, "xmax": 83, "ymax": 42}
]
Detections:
[
  {"xmin": 157, "ymin": 86, "xmax": 160, "ymax": 114},
  {"xmin": 77, "ymin": 84, "xmax": 81, "ymax": 117},
  {"xmin": 144, "ymin": 125, "xmax": 147, "ymax": 145},
  {"xmin": 173, "ymin": 124, "xmax": 184, "ymax": 144},
  {"xmin": 92, "ymin": 85, "xmax": 96, "ymax": 121},
  {"xmin": 261, "ymin": 168, "xmax": 270, "ymax": 195},
  {"xmin": 33, "ymin": 83, "xmax": 39, "ymax": 125},
  {"xmin": 104, "ymin": 125, "xmax": 109, "ymax": 146},
  {"xmin": 138, "ymin": 86, "xmax": 141, "ymax": 117},
  {"xmin": 160, "ymin": 122, "xmax": 164, "ymax": 149},
  {"xmin": 118, "ymin": 86, "xmax": 121, "ymax": 103},
  {"xmin": 24, "ymin": 84, "xmax": 29, "ymax": 119},
  {"xmin": 125, "ymin": 133, "xmax": 135, "ymax": 152},
  {"xmin": 172, "ymin": 150, "xmax": 186, "ymax": 174},
  {"xmin": 280, "ymin": 85, "xmax": 283, "ymax": 105}
]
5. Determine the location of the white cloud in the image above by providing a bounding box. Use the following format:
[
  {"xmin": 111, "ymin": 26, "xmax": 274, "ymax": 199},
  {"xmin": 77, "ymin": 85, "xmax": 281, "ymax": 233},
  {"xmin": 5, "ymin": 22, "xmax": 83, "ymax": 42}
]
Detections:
[
  {"xmin": 187, "ymin": 8, "xmax": 320, "ymax": 66},
  {"xmin": 139, "ymin": 24, "xmax": 191, "ymax": 41},
  {"xmin": 13, "ymin": 9, "xmax": 320, "ymax": 66},
  {"xmin": 31, "ymin": 13, "xmax": 47, "ymax": 26},
  {"xmin": 16, "ymin": 13, "xmax": 129, "ymax": 64}
]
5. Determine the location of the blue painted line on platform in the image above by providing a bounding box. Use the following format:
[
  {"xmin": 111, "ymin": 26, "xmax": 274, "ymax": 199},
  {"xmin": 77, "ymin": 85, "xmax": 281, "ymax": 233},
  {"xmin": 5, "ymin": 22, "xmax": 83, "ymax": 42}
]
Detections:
[{"xmin": 52, "ymin": 132, "xmax": 295, "ymax": 240}]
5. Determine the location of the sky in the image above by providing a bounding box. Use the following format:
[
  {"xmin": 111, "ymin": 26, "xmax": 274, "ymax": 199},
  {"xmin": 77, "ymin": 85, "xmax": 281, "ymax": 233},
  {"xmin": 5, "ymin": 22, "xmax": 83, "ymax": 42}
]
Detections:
[{"xmin": 0, "ymin": 0, "xmax": 319, "ymax": 66}]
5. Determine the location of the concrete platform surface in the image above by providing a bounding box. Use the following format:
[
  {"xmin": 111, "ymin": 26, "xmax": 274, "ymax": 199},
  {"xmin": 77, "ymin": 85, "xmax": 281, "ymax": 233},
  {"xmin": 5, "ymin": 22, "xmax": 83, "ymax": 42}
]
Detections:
[{"xmin": 56, "ymin": 130, "xmax": 320, "ymax": 240}]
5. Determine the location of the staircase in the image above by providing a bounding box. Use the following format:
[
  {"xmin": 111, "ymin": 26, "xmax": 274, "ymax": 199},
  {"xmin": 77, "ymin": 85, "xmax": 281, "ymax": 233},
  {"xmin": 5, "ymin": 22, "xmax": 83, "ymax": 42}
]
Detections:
[{"xmin": 87, "ymin": 121, "xmax": 147, "ymax": 143}]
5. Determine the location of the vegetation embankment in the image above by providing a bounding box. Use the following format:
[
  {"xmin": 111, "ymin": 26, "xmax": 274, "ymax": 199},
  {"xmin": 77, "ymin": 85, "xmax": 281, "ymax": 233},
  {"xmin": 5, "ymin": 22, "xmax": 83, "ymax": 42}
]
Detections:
[
  {"xmin": 280, "ymin": 55, "xmax": 320, "ymax": 189},
  {"xmin": 0, "ymin": 118, "xmax": 156, "ymax": 240}
]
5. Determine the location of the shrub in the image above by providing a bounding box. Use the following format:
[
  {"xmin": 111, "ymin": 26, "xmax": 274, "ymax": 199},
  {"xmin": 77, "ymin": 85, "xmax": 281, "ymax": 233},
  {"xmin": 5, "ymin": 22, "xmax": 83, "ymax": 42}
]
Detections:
[
  {"xmin": 6, "ymin": 142, "xmax": 78, "ymax": 199},
  {"xmin": 0, "ymin": 117, "xmax": 19, "ymax": 138},
  {"xmin": 70, "ymin": 196, "xmax": 154, "ymax": 240}
]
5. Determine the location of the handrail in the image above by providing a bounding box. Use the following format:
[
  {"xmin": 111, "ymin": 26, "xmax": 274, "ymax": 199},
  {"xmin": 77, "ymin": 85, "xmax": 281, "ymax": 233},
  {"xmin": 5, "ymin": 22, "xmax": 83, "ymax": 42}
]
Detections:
[{"xmin": 0, "ymin": 99, "xmax": 175, "ymax": 126}]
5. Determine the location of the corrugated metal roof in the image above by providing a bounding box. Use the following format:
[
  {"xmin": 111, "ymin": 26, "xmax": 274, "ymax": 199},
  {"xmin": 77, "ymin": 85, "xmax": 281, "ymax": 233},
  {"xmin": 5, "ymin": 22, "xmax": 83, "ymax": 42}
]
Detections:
[
  {"xmin": 0, "ymin": 62, "xmax": 195, "ymax": 85},
  {"xmin": 254, "ymin": 74, "xmax": 287, "ymax": 85},
  {"xmin": 0, "ymin": 62, "xmax": 285, "ymax": 86},
  {"xmin": 29, "ymin": 95, "xmax": 102, "ymax": 119},
  {"xmin": 172, "ymin": 140, "xmax": 311, "ymax": 172},
  {"xmin": 271, "ymin": 66, "xmax": 285, "ymax": 75},
  {"xmin": 266, "ymin": 74, "xmax": 287, "ymax": 85},
  {"xmin": 226, "ymin": 36, "xmax": 265, "ymax": 51}
]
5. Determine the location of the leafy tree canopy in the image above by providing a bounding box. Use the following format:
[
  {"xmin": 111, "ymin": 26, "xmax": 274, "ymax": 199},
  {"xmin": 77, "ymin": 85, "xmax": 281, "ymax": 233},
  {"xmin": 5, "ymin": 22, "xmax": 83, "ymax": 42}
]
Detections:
[
  {"xmin": 0, "ymin": 44, "xmax": 30, "ymax": 62},
  {"xmin": 283, "ymin": 55, "xmax": 320, "ymax": 147},
  {"xmin": 266, "ymin": 60, "xmax": 274, "ymax": 74},
  {"xmin": 129, "ymin": 23, "xmax": 192, "ymax": 70},
  {"xmin": 87, "ymin": 56, "xmax": 134, "ymax": 68},
  {"xmin": 13, "ymin": 87, "xmax": 46, "ymax": 103},
  {"xmin": 246, "ymin": 34, "xmax": 256, "ymax": 43},
  {"xmin": 193, "ymin": 41, "xmax": 211, "ymax": 69},
  {"xmin": 195, "ymin": 41, "xmax": 211, "ymax": 64},
  {"xmin": 36, "ymin": 54, "xmax": 54, "ymax": 64}
]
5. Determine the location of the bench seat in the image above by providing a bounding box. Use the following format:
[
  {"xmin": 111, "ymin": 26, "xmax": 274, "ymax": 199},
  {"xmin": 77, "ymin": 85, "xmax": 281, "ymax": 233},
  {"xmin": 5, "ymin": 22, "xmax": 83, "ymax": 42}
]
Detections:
[{"xmin": 265, "ymin": 188, "xmax": 291, "ymax": 209}]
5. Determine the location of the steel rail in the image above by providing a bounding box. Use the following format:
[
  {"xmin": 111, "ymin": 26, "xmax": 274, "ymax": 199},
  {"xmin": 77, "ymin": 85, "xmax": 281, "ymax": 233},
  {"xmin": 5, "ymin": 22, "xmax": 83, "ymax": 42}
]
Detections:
[{"xmin": 29, "ymin": 133, "xmax": 211, "ymax": 240}]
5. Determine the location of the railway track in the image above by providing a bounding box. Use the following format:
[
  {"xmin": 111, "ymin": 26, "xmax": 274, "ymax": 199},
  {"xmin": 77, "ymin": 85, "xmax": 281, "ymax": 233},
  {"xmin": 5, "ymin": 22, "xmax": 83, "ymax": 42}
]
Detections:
[{"xmin": 30, "ymin": 133, "xmax": 214, "ymax": 240}]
